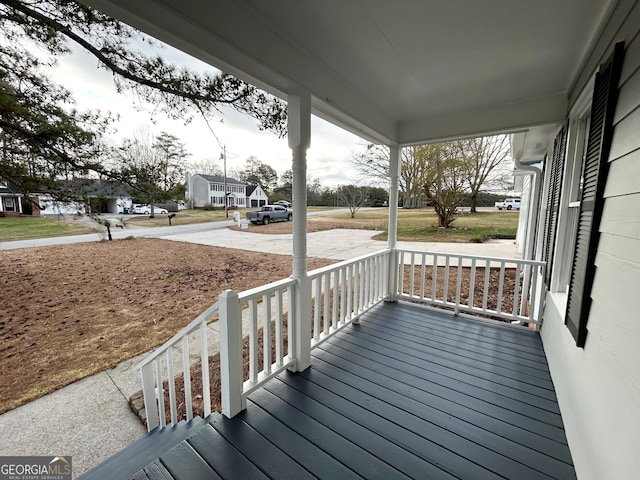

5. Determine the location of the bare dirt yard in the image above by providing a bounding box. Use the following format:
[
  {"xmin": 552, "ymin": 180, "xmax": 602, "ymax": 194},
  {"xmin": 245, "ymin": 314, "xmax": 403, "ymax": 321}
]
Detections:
[{"xmin": 0, "ymin": 238, "xmax": 334, "ymax": 414}]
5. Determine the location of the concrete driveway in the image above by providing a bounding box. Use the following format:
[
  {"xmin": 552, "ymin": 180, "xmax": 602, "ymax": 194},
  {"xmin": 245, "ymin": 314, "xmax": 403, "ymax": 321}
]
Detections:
[{"xmin": 163, "ymin": 227, "xmax": 519, "ymax": 261}]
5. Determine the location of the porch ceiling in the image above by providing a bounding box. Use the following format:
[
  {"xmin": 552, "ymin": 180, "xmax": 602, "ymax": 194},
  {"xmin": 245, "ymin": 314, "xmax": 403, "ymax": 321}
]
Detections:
[{"xmin": 84, "ymin": 0, "xmax": 614, "ymax": 147}]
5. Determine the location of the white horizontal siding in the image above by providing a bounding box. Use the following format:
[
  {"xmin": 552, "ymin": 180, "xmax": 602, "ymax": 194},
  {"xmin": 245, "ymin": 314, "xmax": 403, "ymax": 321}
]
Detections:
[
  {"xmin": 543, "ymin": 8, "xmax": 640, "ymax": 480},
  {"xmin": 599, "ymin": 193, "xmax": 640, "ymax": 239},
  {"xmin": 591, "ymin": 233, "xmax": 640, "ymax": 357},
  {"xmin": 618, "ymin": 26, "xmax": 640, "ymax": 86},
  {"xmin": 609, "ymin": 101, "xmax": 640, "ymax": 160},
  {"xmin": 613, "ymin": 36, "xmax": 640, "ymax": 124},
  {"xmin": 588, "ymin": 233, "xmax": 640, "ymax": 476},
  {"xmin": 604, "ymin": 148, "xmax": 640, "ymax": 197}
]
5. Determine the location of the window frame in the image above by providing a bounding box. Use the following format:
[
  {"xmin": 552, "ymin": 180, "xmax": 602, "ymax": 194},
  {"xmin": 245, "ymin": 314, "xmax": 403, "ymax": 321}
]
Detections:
[{"xmin": 551, "ymin": 81, "xmax": 594, "ymax": 293}]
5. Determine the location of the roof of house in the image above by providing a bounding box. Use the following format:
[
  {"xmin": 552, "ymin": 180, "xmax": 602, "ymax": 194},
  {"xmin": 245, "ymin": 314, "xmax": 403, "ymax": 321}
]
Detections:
[
  {"xmin": 0, "ymin": 183, "xmax": 21, "ymax": 195},
  {"xmin": 35, "ymin": 180, "xmax": 131, "ymax": 198},
  {"xmin": 245, "ymin": 185, "xmax": 260, "ymax": 196},
  {"xmin": 198, "ymin": 174, "xmax": 245, "ymax": 186},
  {"xmin": 81, "ymin": 181, "xmax": 131, "ymax": 198}
]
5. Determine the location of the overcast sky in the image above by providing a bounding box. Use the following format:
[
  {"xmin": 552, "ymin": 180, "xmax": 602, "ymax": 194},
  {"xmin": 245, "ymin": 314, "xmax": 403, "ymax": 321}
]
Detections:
[{"xmin": 47, "ymin": 40, "xmax": 369, "ymax": 186}]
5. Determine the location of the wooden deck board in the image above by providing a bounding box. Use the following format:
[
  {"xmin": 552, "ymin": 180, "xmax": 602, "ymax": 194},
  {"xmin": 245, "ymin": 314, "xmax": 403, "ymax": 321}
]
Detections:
[
  {"xmin": 207, "ymin": 414, "xmax": 317, "ymax": 479},
  {"xmin": 290, "ymin": 367, "xmax": 557, "ymax": 479},
  {"xmin": 309, "ymin": 351, "xmax": 575, "ymax": 478},
  {"xmin": 362, "ymin": 310, "xmax": 551, "ymax": 371},
  {"xmin": 186, "ymin": 424, "xmax": 269, "ymax": 479},
  {"xmin": 360, "ymin": 317, "xmax": 555, "ymax": 383},
  {"xmin": 236, "ymin": 399, "xmax": 363, "ymax": 479},
  {"xmin": 332, "ymin": 327, "xmax": 563, "ymax": 416},
  {"xmin": 321, "ymin": 334, "xmax": 566, "ymax": 438},
  {"xmin": 314, "ymin": 341, "xmax": 571, "ymax": 456},
  {"xmin": 258, "ymin": 381, "xmax": 439, "ymax": 479},
  {"xmin": 348, "ymin": 326, "xmax": 558, "ymax": 399},
  {"xmin": 80, "ymin": 301, "xmax": 576, "ymax": 480},
  {"xmin": 249, "ymin": 386, "xmax": 416, "ymax": 479},
  {"xmin": 138, "ymin": 461, "xmax": 173, "ymax": 480},
  {"xmin": 159, "ymin": 442, "xmax": 221, "ymax": 480},
  {"xmin": 390, "ymin": 304, "xmax": 546, "ymax": 350}
]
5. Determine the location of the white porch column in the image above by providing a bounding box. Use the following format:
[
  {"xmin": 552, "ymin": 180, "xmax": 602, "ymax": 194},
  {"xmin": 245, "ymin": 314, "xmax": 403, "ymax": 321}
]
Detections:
[
  {"xmin": 387, "ymin": 144, "xmax": 401, "ymax": 301},
  {"xmin": 288, "ymin": 88, "xmax": 312, "ymax": 372},
  {"xmin": 219, "ymin": 289, "xmax": 243, "ymax": 418}
]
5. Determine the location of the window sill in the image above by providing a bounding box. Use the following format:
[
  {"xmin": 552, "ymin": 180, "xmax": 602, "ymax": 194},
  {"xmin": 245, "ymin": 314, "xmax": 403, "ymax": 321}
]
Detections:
[{"xmin": 547, "ymin": 291, "xmax": 568, "ymax": 319}]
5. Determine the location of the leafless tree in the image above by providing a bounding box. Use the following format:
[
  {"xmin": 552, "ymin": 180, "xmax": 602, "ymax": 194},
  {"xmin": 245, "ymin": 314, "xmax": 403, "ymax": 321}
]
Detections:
[
  {"xmin": 456, "ymin": 135, "xmax": 512, "ymax": 212},
  {"xmin": 337, "ymin": 184, "xmax": 369, "ymax": 218},
  {"xmin": 116, "ymin": 126, "xmax": 188, "ymax": 217},
  {"xmin": 188, "ymin": 158, "xmax": 223, "ymax": 175},
  {"xmin": 351, "ymin": 144, "xmax": 427, "ymax": 208}
]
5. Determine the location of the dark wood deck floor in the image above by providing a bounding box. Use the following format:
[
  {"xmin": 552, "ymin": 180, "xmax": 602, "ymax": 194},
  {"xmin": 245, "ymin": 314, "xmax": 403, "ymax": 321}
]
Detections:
[{"xmin": 82, "ymin": 301, "xmax": 576, "ymax": 479}]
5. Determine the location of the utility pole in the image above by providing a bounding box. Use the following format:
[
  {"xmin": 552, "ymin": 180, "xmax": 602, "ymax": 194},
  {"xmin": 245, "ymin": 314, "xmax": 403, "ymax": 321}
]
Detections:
[{"xmin": 221, "ymin": 145, "xmax": 228, "ymax": 219}]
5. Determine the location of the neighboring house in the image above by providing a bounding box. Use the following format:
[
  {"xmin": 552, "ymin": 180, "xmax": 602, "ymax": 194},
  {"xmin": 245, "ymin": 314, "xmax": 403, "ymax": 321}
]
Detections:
[
  {"xmin": 186, "ymin": 173, "xmax": 247, "ymax": 208},
  {"xmin": 0, "ymin": 180, "xmax": 131, "ymax": 217},
  {"xmin": 0, "ymin": 183, "xmax": 23, "ymax": 217},
  {"xmin": 245, "ymin": 184, "xmax": 269, "ymax": 207},
  {"xmin": 82, "ymin": 181, "xmax": 132, "ymax": 214},
  {"xmin": 36, "ymin": 194, "xmax": 86, "ymax": 216},
  {"xmin": 33, "ymin": 181, "xmax": 132, "ymax": 215},
  {"xmin": 76, "ymin": 2, "xmax": 640, "ymax": 479}
]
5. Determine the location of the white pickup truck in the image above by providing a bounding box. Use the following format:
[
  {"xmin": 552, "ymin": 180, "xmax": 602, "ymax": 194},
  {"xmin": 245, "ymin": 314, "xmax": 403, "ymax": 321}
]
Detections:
[{"xmin": 495, "ymin": 198, "xmax": 521, "ymax": 210}]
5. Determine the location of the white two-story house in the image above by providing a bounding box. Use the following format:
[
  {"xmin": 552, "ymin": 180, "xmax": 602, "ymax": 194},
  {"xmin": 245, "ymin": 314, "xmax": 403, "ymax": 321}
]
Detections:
[{"xmin": 186, "ymin": 173, "xmax": 247, "ymax": 209}]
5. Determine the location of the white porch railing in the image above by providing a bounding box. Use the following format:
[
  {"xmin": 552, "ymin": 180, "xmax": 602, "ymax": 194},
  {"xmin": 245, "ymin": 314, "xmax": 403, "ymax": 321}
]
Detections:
[
  {"xmin": 219, "ymin": 277, "xmax": 296, "ymax": 417},
  {"xmin": 222, "ymin": 249, "xmax": 390, "ymax": 417},
  {"xmin": 137, "ymin": 301, "xmax": 219, "ymax": 432},
  {"xmin": 308, "ymin": 249, "xmax": 391, "ymax": 347},
  {"xmin": 395, "ymin": 249, "xmax": 546, "ymax": 326},
  {"xmin": 138, "ymin": 247, "xmax": 545, "ymax": 428}
]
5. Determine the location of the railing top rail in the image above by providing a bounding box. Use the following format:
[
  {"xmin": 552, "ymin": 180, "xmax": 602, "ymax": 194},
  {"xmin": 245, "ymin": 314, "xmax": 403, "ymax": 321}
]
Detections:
[
  {"xmin": 237, "ymin": 277, "xmax": 297, "ymax": 301},
  {"xmin": 308, "ymin": 248, "xmax": 391, "ymax": 279},
  {"xmin": 136, "ymin": 301, "xmax": 219, "ymax": 370},
  {"xmin": 395, "ymin": 247, "xmax": 545, "ymax": 267}
]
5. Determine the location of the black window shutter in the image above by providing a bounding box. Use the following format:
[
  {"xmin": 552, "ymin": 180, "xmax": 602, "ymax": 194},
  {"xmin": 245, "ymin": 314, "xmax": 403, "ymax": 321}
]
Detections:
[
  {"xmin": 542, "ymin": 123, "xmax": 568, "ymax": 286},
  {"xmin": 565, "ymin": 42, "xmax": 625, "ymax": 347}
]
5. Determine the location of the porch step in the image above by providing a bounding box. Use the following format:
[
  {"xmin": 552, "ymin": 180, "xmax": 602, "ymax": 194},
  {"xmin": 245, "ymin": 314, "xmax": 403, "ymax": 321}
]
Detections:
[{"xmin": 78, "ymin": 416, "xmax": 208, "ymax": 480}]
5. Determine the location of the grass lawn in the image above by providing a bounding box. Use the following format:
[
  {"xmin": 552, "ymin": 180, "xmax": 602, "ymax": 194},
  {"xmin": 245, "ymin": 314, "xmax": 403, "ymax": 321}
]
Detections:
[
  {"xmin": 125, "ymin": 208, "xmax": 247, "ymax": 227},
  {"xmin": 0, "ymin": 216, "xmax": 97, "ymax": 242},
  {"xmin": 308, "ymin": 208, "xmax": 519, "ymax": 242},
  {"xmin": 1, "ymin": 207, "xmax": 518, "ymax": 243}
]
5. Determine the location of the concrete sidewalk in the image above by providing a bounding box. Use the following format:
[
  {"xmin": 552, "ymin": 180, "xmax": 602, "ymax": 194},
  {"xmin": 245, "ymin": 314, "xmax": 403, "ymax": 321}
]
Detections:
[{"xmin": 0, "ymin": 227, "xmax": 519, "ymax": 478}]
